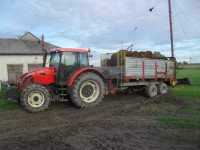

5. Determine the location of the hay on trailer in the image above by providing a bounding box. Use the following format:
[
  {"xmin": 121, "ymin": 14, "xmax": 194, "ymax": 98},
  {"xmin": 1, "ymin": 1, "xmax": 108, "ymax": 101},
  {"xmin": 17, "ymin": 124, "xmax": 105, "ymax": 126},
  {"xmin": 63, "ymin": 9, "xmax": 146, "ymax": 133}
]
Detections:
[{"xmin": 106, "ymin": 50, "xmax": 167, "ymax": 66}]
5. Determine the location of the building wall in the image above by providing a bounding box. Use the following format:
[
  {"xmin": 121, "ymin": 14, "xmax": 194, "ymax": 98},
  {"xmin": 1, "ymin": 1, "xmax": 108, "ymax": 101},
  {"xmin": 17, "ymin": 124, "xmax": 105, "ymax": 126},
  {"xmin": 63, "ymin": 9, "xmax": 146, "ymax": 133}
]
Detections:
[{"xmin": 0, "ymin": 55, "xmax": 50, "ymax": 81}]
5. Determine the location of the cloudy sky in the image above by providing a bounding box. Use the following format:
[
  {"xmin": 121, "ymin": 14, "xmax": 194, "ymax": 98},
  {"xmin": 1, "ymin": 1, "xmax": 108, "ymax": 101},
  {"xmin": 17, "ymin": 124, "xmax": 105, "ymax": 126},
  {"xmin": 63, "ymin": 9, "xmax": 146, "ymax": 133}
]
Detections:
[{"xmin": 1, "ymin": 0, "xmax": 200, "ymax": 64}]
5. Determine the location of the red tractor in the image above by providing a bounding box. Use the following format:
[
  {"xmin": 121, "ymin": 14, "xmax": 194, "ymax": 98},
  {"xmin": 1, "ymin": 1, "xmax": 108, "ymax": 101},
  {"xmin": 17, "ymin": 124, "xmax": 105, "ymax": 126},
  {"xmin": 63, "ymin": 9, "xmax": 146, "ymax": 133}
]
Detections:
[
  {"xmin": 18, "ymin": 48, "xmax": 176, "ymax": 112},
  {"xmin": 18, "ymin": 48, "xmax": 106, "ymax": 112}
]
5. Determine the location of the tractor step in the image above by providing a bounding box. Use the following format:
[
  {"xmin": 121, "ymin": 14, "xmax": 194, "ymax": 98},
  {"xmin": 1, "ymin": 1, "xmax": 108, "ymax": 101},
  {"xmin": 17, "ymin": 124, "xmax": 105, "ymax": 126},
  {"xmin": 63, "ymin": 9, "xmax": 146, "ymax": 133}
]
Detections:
[
  {"xmin": 51, "ymin": 86, "xmax": 70, "ymax": 102},
  {"xmin": 52, "ymin": 95, "xmax": 69, "ymax": 102}
]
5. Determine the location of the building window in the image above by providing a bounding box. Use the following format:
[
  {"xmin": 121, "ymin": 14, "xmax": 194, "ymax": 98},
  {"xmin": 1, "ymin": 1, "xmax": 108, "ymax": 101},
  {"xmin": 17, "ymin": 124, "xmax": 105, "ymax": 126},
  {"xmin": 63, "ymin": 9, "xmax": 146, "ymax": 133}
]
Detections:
[
  {"xmin": 28, "ymin": 64, "xmax": 42, "ymax": 72},
  {"xmin": 7, "ymin": 64, "xmax": 23, "ymax": 83}
]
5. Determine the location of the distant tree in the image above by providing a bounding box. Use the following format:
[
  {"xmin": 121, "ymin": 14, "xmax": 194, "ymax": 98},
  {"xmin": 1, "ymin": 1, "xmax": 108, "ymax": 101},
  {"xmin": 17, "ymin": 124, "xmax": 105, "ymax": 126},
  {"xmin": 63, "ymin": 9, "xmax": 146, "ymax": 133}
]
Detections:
[
  {"xmin": 183, "ymin": 61, "xmax": 189, "ymax": 65},
  {"xmin": 153, "ymin": 51, "xmax": 166, "ymax": 59}
]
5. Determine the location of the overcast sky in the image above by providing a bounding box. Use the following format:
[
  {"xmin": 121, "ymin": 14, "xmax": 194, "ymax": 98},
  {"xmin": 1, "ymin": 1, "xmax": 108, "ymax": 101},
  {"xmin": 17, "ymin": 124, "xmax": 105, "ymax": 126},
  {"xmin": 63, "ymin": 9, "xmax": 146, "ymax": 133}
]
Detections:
[{"xmin": 1, "ymin": 0, "xmax": 200, "ymax": 64}]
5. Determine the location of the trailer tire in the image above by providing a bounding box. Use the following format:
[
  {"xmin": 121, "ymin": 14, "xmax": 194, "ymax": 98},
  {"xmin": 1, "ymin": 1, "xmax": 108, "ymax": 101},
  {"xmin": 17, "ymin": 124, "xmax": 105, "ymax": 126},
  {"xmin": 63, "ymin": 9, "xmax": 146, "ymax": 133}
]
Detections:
[
  {"xmin": 158, "ymin": 82, "xmax": 168, "ymax": 95},
  {"xmin": 145, "ymin": 84, "xmax": 158, "ymax": 98},
  {"xmin": 20, "ymin": 84, "xmax": 51, "ymax": 113},
  {"xmin": 71, "ymin": 72, "xmax": 105, "ymax": 108}
]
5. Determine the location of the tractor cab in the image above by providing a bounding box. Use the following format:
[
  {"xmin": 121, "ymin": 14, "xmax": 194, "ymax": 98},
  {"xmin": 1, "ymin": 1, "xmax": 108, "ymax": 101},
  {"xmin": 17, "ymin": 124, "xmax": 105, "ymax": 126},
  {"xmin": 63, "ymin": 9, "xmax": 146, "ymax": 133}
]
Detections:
[{"xmin": 49, "ymin": 48, "xmax": 90, "ymax": 85}]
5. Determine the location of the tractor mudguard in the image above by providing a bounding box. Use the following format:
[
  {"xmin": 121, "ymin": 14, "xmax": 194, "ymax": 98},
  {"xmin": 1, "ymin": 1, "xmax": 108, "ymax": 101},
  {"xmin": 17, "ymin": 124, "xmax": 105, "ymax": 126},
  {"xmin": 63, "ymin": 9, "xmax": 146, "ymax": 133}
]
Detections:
[{"xmin": 67, "ymin": 67, "xmax": 105, "ymax": 88}]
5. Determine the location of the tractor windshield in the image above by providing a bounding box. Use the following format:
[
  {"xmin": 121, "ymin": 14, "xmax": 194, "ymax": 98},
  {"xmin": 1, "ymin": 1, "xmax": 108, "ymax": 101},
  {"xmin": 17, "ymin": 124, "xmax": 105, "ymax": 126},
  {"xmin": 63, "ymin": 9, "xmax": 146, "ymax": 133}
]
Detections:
[{"xmin": 49, "ymin": 52, "xmax": 60, "ymax": 69}]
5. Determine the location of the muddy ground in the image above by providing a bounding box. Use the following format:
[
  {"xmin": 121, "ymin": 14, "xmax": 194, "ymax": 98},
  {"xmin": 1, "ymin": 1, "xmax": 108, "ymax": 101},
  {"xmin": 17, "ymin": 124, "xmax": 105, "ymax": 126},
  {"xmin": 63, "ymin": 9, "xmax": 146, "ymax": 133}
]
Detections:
[{"xmin": 0, "ymin": 93, "xmax": 199, "ymax": 150}]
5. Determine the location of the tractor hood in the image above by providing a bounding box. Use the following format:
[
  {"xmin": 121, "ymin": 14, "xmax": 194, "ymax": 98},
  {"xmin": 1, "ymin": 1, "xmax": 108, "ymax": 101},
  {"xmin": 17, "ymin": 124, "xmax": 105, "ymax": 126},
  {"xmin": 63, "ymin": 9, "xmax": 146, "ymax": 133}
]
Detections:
[
  {"xmin": 27, "ymin": 67, "xmax": 55, "ymax": 76},
  {"xmin": 18, "ymin": 67, "xmax": 56, "ymax": 88}
]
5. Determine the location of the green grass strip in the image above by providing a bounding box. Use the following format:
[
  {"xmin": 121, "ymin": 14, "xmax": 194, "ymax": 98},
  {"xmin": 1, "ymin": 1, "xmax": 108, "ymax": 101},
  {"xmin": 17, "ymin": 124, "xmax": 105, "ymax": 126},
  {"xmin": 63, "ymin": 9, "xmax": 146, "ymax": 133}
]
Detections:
[
  {"xmin": 0, "ymin": 99, "xmax": 18, "ymax": 110},
  {"xmin": 158, "ymin": 116, "xmax": 200, "ymax": 129}
]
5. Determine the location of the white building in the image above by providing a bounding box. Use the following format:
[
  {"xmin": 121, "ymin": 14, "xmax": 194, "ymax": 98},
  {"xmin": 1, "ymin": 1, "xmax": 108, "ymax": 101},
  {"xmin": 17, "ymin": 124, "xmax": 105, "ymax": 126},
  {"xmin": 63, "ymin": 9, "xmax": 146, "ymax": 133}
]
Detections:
[{"xmin": 0, "ymin": 32, "xmax": 58, "ymax": 83}]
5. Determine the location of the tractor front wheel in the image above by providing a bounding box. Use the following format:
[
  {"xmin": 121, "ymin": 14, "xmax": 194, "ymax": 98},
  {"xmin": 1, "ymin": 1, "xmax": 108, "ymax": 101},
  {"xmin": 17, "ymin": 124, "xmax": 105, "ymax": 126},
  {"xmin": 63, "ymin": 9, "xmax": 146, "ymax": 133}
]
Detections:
[
  {"xmin": 20, "ymin": 84, "xmax": 51, "ymax": 112},
  {"xmin": 71, "ymin": 73, "xmax": 105, "ymax": 108}
]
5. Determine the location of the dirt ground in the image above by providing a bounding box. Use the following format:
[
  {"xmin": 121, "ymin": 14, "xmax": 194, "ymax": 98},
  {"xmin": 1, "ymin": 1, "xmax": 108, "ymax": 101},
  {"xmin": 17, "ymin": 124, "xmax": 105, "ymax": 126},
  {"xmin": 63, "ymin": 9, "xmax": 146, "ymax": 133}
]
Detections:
[{"xmin": 0, "ymin": 93, "xmax": 199, "ymax": 150}]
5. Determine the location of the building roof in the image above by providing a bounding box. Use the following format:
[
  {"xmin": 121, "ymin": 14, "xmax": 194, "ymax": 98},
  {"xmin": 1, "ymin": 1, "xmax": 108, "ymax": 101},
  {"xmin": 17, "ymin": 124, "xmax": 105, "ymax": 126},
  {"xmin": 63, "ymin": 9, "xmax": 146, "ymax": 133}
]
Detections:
[
  {"xmin": 0, "ymin": 32, "xmax": 59, "ymax": 55},
  {"xmin": 19, "ymin": 32, "xmax": 41, "ymax": 41}
]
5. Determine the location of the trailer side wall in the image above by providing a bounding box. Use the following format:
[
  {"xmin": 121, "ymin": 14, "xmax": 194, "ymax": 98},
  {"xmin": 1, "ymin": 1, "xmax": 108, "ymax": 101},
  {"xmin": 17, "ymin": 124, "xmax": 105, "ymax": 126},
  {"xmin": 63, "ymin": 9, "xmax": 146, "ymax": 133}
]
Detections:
[{"xmin": 125, "ymin": 57, "xmax": 175, "ymax": 80}]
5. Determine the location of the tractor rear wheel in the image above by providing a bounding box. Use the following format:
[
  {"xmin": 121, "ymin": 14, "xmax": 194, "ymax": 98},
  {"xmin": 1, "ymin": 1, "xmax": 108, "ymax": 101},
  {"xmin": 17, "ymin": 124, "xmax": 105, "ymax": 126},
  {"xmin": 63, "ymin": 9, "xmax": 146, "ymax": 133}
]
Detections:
[
  {"xmin": 20, "ymin": 84, "xmax": 51, "ymax": 112},
  {"xmin": 71, "ymin": 73, "xmax": 105, "ymax": 108}
]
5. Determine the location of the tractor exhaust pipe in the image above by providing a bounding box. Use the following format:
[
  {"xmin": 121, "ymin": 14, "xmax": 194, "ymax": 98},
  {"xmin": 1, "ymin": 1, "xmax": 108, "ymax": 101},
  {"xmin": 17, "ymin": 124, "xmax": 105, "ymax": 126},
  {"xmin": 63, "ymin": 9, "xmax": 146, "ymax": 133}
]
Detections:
[{"xmin": 41, "ymin": 35, "xmax": 47, "ymax": 67}]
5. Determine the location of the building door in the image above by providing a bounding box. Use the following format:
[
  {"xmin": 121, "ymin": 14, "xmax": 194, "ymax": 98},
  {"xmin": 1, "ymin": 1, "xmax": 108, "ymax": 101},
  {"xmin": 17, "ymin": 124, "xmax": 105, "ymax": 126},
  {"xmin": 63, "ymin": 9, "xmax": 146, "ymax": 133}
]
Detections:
[
  {"xmin": 7, "ymin": 64, "xmax": 23, "ymax": 83},
  {"xmin": 28, "ymin": 64, "xmax": 42, "ymax": 72}
]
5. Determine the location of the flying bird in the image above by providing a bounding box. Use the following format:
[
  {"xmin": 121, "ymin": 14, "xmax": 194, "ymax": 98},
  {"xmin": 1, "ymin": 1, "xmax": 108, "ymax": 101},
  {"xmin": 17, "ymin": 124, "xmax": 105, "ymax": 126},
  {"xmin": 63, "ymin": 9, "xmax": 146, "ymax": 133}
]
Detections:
[{"xmin": 149, "ymin": 7, "xmax": 155, "ymax": 12}]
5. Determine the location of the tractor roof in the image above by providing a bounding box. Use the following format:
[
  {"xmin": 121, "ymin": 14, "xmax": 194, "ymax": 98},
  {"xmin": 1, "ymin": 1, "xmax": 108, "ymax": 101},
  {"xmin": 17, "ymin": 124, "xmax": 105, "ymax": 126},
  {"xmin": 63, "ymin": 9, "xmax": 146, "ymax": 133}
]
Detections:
[{"xmin": 52, "ymin": 48, "xmax": 90, "ymax": 53}]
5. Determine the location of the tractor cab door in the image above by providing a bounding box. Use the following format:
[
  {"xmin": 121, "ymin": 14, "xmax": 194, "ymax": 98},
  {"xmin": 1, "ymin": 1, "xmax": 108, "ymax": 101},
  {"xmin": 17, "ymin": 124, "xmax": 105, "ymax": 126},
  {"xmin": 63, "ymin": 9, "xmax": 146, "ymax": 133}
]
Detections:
[{"xmin": 58, "ymin": 52, "xmax": 89, "ymax": 85}]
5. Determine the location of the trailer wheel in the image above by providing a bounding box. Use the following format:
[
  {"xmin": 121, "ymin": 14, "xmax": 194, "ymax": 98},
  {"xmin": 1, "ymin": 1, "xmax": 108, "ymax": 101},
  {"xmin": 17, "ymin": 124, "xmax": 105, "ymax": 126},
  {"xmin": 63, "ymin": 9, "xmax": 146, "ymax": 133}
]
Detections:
[
  {"xmin": 20, "ymin": 84, "xmax": 51, "ymax": 112},
  {"xmin": 158, "ymin": 82, "xmax": 168, "ymax": 95},
  {"xmin": 145, "ymin": 84, "xmax": 158, "ymax": 98},
  {"xmin": 71, "ymin": 73, "xmax": 105, "ymax": 108}
]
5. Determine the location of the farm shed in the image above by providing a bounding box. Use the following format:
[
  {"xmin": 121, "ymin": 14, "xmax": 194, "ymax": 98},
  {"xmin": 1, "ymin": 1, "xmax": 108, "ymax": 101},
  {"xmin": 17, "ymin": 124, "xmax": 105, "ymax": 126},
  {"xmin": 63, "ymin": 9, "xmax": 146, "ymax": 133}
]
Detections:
[{"xmin": 0, "ymin": 32, "xmax": 58, "ymax": 83}]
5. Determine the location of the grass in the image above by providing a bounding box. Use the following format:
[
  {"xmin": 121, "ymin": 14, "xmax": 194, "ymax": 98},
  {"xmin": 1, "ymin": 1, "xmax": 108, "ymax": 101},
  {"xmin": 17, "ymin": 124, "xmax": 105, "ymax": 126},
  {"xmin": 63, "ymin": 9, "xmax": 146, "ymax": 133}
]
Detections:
[
  {"xmin": 172, "ymin": 86, "xmax": 200, "ymax": 99},
  {"xmin": 0, "ymin": 90, "xmax": 5, "ymax": 99},
  {"xmin": 0, "ymin": 89, "xmax": 18, "ymax": 111},
  {"xmin": 158, "ymin": 68, "xmax": 200, "ymax": 129},
  {"xmin": 172, "ymin": 68, "xmax": 200, "ymax": 99},
  {"xmin": 158, "ymin": 102, "xmax": 200, "ymax": 129},
  {"xmin": 0, "ymin": 99, "xmax": 18, "ymax": 110},
  {"xmin": 159, "ymin": 116, "xmax": 200, "ymax": 129},
  {"xmin": 176, "ymin": 68, "xmax": 200, "ymax": 84}
]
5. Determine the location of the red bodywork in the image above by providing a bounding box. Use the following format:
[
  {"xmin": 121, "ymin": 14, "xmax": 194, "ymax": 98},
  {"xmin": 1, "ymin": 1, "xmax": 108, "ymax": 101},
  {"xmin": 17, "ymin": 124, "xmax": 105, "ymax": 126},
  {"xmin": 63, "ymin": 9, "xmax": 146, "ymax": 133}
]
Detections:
[
  {"xmin": 19, "ymin": 66, "xmax": 103, "ymax": 89},
  {"xmin": 32, "ymin": 67, "xmax": 56, "ymax": 85},
  {"xmin": 18, "ymin": 67, "xmax": 56, "ymax": 89}
]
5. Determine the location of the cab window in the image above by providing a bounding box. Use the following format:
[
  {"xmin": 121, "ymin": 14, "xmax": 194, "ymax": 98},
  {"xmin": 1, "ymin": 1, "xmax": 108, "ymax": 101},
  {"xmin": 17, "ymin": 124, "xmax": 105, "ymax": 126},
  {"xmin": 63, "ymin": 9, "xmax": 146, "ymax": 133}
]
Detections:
[
  {"xmin": 61, "ymin": 52, "xmax": 78, "ymax": 66},
  {"xmin": 79, "ymin": 53, "xmax": 88, "ymax": 66}
]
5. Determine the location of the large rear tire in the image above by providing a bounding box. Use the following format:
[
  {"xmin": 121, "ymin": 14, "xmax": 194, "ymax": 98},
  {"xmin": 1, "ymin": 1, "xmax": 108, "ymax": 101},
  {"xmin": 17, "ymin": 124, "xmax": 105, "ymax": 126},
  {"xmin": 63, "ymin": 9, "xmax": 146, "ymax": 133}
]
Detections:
[
  {"xmin": 158, "ymin": 82, "xmax": 168, "ymax": 95},
  {"xmin": 145, "ymin": 84, "xmax": 158, "ymax": 98},
  {"xmin": 71, "ymin": 73, "xmax": 105, "ymax": 108},
  {"xmin": 20, "ymin": 84, "xmax": 51, "ymax": 112}
]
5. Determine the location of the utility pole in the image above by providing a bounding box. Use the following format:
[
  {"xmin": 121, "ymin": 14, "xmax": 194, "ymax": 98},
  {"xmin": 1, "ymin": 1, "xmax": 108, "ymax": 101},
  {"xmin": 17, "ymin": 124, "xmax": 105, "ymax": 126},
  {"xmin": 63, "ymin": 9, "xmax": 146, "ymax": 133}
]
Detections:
[
  {"xmin": 168, "ymin": 0, "xmax": 177, "ymax": 82},
  {"xmin": 168, "ymin": 0, "xmax": 175, "ymax": 58},
  {"xmin": 189, "ymin": 57, "xmax": 192, "ymax": 64}
]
